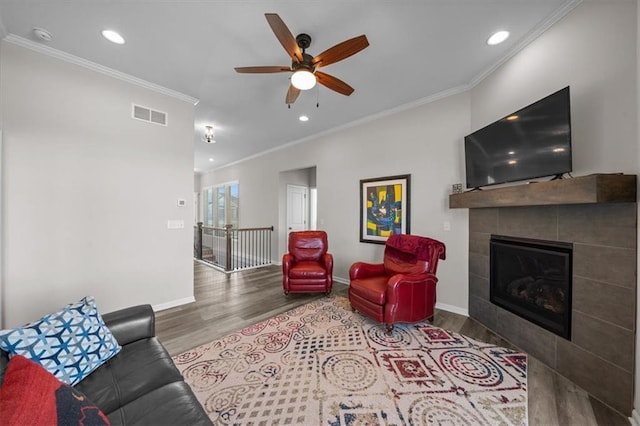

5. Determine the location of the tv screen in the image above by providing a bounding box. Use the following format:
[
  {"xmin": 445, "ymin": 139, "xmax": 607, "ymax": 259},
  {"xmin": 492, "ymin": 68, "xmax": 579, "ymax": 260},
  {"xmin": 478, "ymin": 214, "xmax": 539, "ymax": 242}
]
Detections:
[{"xmin": 464, "ymin": 86, "xmax": 572, "ymax": 189}]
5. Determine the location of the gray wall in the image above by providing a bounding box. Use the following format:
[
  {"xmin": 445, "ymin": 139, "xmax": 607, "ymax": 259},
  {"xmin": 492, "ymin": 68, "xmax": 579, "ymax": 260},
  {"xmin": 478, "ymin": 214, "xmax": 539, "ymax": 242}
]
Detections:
[
  {"xmin": 198, "ymin": 2, "xmax": 639, "ymax": 316},
  {"xmin": 470, "ymin": 0, "xmax": 639, "ymax": 418},
  {"xmin": 470, "ymin": 1, "xmax": 637, "ymax": 175},
  {"xmin": 0, "ymin": 42, "xmax": 196, "ymax": 327},
  {"xmin": 199, "ymin": 92, "xmax": 471, "ymax": 312},
  {"xmin": 2, "ymin": 0, "xmax": 632, "ymax": 410}
]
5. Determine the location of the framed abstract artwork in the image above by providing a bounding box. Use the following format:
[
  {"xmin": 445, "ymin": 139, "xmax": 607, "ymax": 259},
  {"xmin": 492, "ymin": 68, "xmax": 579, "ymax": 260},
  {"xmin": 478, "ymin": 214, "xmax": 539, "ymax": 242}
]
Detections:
[{"xmin": 359, "ymin": 174, "xmax": 411, "ymax": 244}]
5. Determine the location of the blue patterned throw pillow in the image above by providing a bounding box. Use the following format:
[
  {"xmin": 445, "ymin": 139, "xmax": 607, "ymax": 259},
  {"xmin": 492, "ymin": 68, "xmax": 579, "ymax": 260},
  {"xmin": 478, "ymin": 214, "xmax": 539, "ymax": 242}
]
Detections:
[{"xmin": 0, "ymin": 296, "xmax": 121, "ymax": 386}]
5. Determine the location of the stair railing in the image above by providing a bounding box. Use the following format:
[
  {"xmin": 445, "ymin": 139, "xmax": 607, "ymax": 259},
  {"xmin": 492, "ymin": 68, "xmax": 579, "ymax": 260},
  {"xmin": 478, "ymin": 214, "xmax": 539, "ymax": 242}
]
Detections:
[{"xmin": 194, "ymin": 223, "xmax": 274, "ymax": 272}]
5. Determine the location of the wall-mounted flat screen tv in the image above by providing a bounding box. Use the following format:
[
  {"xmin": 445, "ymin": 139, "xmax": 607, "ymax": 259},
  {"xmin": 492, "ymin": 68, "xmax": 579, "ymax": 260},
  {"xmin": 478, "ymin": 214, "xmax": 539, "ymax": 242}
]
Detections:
[{"xmin": 464, "ymin": 86, "xmax": 572, "ymax": 189}]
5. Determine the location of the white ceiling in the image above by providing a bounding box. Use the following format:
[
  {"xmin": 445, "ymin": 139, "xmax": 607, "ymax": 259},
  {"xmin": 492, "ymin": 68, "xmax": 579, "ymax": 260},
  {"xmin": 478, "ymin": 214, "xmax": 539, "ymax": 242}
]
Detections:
[{"xmin": 0, "ymin": 0, "xmax": 578, "ymax": 172}]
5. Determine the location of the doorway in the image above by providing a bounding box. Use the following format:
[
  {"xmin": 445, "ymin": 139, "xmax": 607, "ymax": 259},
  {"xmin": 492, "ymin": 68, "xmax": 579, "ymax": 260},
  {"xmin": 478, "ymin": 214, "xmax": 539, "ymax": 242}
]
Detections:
[
  {"xmin": 279, "ymin": 166, "xmax": 317, "ymax": 256},
  {"xmin": 286, "ymin": 184, "xmax": 308, "ymax": 236}
]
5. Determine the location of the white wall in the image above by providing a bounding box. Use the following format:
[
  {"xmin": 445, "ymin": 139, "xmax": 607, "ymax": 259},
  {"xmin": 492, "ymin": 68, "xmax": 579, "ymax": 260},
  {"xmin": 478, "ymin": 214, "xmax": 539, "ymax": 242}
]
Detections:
[
  {"xmin": 471, "ymin": 1, "xmax": 637, "ymax": 176},
  {"xmin": 200, "ymin": 92, "xmax": 471, "ymax": 311},
  {"xmin": 1, "ymin": 42, "xmax": 196, "ymax": 327},
  {"xmin": 194, "ymin": 173, "xmax": 202, "ymax": 224},
  {"xmin": 470, "ymin": 0, "xmax": 639, "ymax": 419},
  {"xmin": 198, "ymin": 0, "xmax": 639, "ymax": 319}
]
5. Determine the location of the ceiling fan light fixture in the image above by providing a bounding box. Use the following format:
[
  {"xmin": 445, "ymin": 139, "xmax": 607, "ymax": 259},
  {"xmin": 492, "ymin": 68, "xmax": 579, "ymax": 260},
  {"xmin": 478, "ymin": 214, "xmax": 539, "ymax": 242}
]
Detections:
[{"xmin": 291, "ymin": 69, "xmax": 316, "ymax": 90}]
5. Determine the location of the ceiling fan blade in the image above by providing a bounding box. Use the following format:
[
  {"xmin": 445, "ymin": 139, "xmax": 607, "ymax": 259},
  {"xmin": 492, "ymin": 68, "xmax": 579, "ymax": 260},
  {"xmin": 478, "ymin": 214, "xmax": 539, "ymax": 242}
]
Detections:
[
  {"xmin": 315, "ymin": 71, "xmax": 355, "ymax": 96},
  {"xmin": 286, "ymin": 85, "xmax": 301, "ymax": 104},
  {"xmin": 234, "ymin": 66, "xmax": 291, "ymax": 73},
  {"xmin": 312, "ymin": 35, "xmax": 369, "ymax": 68},
  {"xmin": 265, "ymin": 13, "xmax": 303, "ymax": 63}
]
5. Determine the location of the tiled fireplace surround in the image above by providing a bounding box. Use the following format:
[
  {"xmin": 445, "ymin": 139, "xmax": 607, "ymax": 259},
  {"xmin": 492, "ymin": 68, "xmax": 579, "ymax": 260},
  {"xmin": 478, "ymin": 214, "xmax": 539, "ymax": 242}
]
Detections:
[{"xmin": 468, "ymin": 202, "xmax": 636, "ymax": 415}]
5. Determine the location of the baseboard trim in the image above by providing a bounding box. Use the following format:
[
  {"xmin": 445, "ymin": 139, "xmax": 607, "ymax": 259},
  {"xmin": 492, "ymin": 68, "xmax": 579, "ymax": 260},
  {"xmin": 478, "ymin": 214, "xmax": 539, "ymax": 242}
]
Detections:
[
  {"xmin": 153, "ymin": 296, "xmax": 196, "ymax": 312},
  {"xmin": 630, "ymin": 409, "xmax": 640, "ymax": 426},
  {"xmin": 334, "ymin": 276, "xmax": 349, "ymax": 285},
  {"xmin": 436, "ymin": 302, "xmax": 469, "ymax": 317}
]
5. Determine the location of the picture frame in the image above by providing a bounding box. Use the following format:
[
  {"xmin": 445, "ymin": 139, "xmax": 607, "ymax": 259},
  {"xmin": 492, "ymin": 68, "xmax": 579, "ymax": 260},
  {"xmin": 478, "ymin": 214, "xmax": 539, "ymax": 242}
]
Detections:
[{"xmin": 359, "ymin": 174, "xmax": 411, "ymax": 244}]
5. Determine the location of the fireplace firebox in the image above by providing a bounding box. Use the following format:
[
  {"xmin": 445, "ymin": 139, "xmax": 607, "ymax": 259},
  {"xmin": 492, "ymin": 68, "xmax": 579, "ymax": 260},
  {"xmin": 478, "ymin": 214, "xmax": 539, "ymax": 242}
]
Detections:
[{"xmin": 490, "ymin": 235, "xmax": 573, "ymax": 339}]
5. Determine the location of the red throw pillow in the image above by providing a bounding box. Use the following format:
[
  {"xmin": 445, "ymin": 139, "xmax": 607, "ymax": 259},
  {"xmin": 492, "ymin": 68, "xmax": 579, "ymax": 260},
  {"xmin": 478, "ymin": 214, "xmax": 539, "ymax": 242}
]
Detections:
[{"xmin": 0, "ymin": 355, "xmax": 110, "ymax": 426}]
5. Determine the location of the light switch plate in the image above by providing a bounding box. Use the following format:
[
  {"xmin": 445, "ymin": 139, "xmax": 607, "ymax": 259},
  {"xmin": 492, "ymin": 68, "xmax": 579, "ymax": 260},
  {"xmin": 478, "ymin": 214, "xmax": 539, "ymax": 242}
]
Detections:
[{"xmin": 167, "ymin": 220, "xmax": 185, "ymax": 229}]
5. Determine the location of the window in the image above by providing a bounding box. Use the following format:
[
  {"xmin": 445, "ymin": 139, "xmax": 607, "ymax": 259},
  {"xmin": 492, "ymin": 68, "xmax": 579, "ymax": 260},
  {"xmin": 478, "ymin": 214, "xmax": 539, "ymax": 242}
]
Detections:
[{"xmin": 203, "ymin": 182, "xmax": 239, "ymax": 228}]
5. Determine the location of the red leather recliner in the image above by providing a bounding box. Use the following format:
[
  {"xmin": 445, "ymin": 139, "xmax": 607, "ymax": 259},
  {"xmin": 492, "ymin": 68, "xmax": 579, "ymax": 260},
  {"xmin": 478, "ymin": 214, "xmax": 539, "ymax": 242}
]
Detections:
[
  {"xmin": 348, "ymin": 234, "xmax": 446, "ymax": 331},
  {"xmin": 282, "ymin": 231, "xmax": 333, "ymax": 295}
]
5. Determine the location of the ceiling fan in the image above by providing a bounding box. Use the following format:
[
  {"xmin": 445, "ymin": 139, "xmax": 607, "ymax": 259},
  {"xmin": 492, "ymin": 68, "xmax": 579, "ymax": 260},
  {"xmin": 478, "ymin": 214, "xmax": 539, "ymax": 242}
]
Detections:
[{"xmin": 234, "ymin": 13, "xmax": 369, "ymax": 105}]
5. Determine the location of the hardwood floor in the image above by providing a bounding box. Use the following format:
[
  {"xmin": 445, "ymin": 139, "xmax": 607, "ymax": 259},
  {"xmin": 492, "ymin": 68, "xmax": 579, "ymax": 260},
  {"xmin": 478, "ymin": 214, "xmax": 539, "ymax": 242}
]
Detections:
[{"xmin": 155, "ymin": 262, "xmax": 629, "ymax": 426}]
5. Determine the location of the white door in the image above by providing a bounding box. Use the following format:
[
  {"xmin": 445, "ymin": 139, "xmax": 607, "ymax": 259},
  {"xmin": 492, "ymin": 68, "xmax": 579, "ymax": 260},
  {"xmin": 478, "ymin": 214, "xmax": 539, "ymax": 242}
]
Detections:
[{"xmin": 286, "ymin": 185, "xmax": 308, "ymax": 237}]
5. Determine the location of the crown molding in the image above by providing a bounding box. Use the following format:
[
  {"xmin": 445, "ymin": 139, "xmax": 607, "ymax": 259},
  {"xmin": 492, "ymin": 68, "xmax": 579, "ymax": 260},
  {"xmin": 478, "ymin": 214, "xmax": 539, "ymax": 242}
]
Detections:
[
  {"xmin": 206, "ymin": 83, "xmax": 471, "ymax": 173},
  {"xmin": 3, "ymin": 34, "xmax": 199, "ymax": 105}
]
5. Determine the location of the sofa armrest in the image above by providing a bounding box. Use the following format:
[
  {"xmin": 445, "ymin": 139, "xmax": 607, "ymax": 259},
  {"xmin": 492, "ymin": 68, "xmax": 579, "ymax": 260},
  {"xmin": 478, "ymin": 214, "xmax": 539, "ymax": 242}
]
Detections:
[
  {"xmin": 349, "ymin": 262, "xmax": 385, "ymax": 280},
  {"xmin": 386, "ymin": 272, "xmax": 438, "ymax": 293},
  {"xmin": 282, "ymin": 253, "xmax": 295, "ymax": 273},
  {"xmin": 322, "ymin": 253, "xmax": 334, "ymax": 275},
  {"xmin": 102, "ymin": 304, "xmax": 155, "ymax": 346}
]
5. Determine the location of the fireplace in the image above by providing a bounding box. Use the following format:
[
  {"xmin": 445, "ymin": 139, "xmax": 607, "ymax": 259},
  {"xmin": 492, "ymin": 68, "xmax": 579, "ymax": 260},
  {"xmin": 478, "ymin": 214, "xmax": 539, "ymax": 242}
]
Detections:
[{"xmin": 490, "ymin": 235, "xmax": 573, "ymax": 339}]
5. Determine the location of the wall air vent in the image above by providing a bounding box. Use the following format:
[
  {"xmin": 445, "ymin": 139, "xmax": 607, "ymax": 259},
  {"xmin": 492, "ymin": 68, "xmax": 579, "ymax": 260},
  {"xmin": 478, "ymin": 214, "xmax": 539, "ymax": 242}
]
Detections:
[{"xmin": 132, "ymin": 104, "xmax": 167, "ymax": 126}]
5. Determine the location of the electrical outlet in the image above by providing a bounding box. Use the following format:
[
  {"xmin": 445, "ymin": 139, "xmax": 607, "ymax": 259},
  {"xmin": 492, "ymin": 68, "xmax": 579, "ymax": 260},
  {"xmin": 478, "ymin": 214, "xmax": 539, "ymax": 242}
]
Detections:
[{"xmin": 443, "ymin": 221, "xmax": 451, "ymax": 231}]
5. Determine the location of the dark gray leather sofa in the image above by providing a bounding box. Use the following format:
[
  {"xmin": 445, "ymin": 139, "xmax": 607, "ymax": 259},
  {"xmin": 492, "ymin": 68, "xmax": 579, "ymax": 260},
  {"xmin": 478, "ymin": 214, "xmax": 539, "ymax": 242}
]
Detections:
[{"xmin": 0, "ymin": 304, "xmax": 212, "ymax": 425}]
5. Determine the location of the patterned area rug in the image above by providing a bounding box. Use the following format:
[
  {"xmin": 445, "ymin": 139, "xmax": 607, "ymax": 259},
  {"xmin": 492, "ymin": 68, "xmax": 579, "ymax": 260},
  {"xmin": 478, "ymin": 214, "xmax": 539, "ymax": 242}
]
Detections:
[{"xmin": 173, "ymin": 296, "xmax": 527, "ymax": 425}]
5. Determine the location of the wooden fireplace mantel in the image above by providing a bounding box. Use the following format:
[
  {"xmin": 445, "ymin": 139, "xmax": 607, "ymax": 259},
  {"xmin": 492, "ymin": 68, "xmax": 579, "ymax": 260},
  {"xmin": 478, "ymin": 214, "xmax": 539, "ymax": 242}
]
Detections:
[{"xmin": 449, "ymin": 173, "xmax": 637, "ymax": 208}]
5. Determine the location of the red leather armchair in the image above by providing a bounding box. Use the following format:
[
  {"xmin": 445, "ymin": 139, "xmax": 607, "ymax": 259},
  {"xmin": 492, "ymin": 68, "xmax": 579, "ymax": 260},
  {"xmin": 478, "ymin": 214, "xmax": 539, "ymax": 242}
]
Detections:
[
  {"xmin": 282, "ymin": 231, "xmax": 333, "ymax": 295},
  {"xmin": 348, "ymin": 234, "xmax": 446, "ymax": 331}
]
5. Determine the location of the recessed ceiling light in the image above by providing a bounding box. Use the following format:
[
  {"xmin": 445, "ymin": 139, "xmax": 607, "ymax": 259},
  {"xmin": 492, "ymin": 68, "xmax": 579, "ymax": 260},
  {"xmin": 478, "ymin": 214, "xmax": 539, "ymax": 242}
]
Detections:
[
  {"xmin": 487, "ymin": 30, "xmax": 509, "ymax": 46},
  {"xmin": 102, "ymin": 30, "xmax": 125, "ymax": 45},
  {"xmin": 209, "ymin": 158, "xmax": 214, "ymax": 162},
  {"xmin": 299, "ymin": 115, "xmax": 309, "ymax": 122}
]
